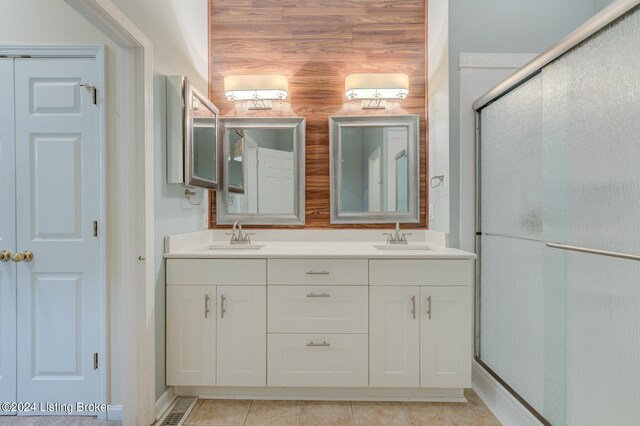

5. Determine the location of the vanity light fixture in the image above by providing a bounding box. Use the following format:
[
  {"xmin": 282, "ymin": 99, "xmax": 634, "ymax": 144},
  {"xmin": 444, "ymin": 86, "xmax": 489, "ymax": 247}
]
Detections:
[
  {"xmin": 224, "ymin": 74, "xmax": 288, "ymax": 110},
  {"xmin": 344, "ymin": 73, "xmax": 409, "ymax": 109}
]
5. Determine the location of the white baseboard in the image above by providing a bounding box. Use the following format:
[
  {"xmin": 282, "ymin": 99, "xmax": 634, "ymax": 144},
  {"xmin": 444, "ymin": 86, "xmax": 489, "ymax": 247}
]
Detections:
[
  {"xmin": 106, "ymin": 404, "xmax": 123, "ymax": 422},
  {"xmin": 175, "ymin": 386, "xmax": 465, "ymax": 402},
  {"xmin": 155, "ymin": 387, "xmax": 177, "ymax": 421},
  {"xmin": 472, "ymin": 361, "xmax": 544, "ymax": 426}
]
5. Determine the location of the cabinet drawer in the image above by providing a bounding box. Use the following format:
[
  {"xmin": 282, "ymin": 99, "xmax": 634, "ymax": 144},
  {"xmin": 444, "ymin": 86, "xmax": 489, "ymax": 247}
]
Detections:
[
  {"xmin": 369, "ymin": 260, "xmax": 472, "ymax": 286},
  {"xmin": 267, "ymin": 334, "xmax": 368, "ymax": 387},
  {"xmin": 268, "ymin": 286, "xmax": 368, "ymax": 333},
  {"xmin": 166, "ymin": 259, "xmax": 266, "ymax": 286},
  {"xmin": 268, "ymin": 259, "xmax": 368, "ymax": 285}
]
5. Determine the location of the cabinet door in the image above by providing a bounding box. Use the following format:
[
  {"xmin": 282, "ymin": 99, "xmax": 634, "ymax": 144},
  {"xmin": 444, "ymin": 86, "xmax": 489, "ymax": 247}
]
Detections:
[
  {"xmin": 217, "ymin": 286, "xmax": 266, "ymax": 386},
  {"xmin": 166, "ymin": 285, "xmax": 216, "ymax": 386},
  {"xmin": 420, "ymin": 286, "xmax": 472, "ymax": 388},
  {"xmin": 370, "ymin": 286, "xmax": 420, "ymax": 387}
]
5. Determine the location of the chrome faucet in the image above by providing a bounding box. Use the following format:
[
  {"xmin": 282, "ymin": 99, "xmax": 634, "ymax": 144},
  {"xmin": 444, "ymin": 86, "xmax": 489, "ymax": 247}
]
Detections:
[
  {"xmin": 383, "ymin": 222, "xmax": 411, "ymax": 245},
  {"xmin": 228, "ymin": 221, "xmax": 253, "ymax": 244}
]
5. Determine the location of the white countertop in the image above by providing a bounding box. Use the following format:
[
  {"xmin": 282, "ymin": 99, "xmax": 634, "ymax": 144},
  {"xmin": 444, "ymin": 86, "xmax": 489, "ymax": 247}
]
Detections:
[{"xmin": 165, "ymin": 241, "xmax": 475, "ymax": 260}]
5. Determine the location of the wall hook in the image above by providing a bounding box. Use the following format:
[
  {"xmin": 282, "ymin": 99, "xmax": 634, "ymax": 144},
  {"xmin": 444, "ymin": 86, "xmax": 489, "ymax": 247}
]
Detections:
[
  {"xmin": 184, "ymin": 188, "xmax": 201, "ymax": 206},
  {"xmin": 430, "ymin": 174, "xmax": 445, "ymax": 188}
]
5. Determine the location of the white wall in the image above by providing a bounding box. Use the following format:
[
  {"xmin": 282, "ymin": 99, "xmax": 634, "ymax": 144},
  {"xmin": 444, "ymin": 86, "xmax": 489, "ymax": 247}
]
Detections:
[
  {"xmin": 427, "ymin": 0, "xmax": 450, "ymax": 232},
  {"xmin": 0, "ymin": 0, "xmax": 123, "ymax": 407},
  {"xmin": 457, "ymin": 53, "xmax": 537, "ymax": 252},
  {"xmin": 447, "ymin": 0, "xmax": 616, "ymax": 248},
  {"xmin": 108, "ymin": 0, "xmax": 209, "ymax": 401}
]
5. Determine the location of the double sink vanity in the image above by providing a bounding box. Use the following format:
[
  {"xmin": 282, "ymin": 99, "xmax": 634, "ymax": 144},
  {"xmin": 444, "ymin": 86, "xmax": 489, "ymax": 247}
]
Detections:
[
  {"xmin": 164, "ymin": 75, "xmax": 474, "ymax": 401},
  {"xmin": 164, "ymin": 228, "xmax": 475, "ymax": 401}
]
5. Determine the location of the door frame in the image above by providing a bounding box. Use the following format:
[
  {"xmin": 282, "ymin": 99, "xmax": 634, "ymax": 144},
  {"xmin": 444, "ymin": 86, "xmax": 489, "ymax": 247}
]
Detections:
[
  {"xmin": 0, "ymin": 45, "xmax": 108, "ymax": 416},
  {"xmin": 62, "ymin": 1, "xmax": 156, "ymax": 424}
]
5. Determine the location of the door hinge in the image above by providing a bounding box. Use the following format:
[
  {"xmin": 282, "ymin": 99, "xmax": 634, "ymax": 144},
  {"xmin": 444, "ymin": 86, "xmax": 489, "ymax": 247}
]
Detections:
[
  {"xmin": 80, "ymin": 84, "xmax": 97, "ymax": 105},
  {"xmin": 93, "ymin": 221, "xmax": 98, "ymax": 237},
  {"xmin": 93, "ymin": 353, "xmax": 99, "ymax": 370}
]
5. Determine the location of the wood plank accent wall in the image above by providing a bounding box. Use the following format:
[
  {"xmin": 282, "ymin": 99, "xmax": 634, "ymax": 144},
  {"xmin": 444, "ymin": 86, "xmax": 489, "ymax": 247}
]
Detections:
[{"xmin": 209, "ymin": 0, "xmax": 427, "ymax": 228}]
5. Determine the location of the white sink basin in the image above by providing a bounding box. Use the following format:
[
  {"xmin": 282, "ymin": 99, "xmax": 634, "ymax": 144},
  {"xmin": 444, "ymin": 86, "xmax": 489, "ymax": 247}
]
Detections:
[
  {"xmin": 206, "ymin": 244, "xmax": 265, "ymax": 250},
  {"xmin": 373, "ymin": 244, "xmax": 431, "ymax": 251}
]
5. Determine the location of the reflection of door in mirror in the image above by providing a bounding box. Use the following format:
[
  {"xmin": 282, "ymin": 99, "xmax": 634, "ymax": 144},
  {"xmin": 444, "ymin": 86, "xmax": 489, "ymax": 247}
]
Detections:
[
  {"xmin": 340, "ymin": 126, "xmax": 409, "ymax": 213},
  {"xmin": 386, "ymin": 127, "xmax": 408, "ymax": 213},
  {"xmin": 395, "ymin": 151, "xmax": 408, "ymax": 212},
  {"xmin": 368, "ymin": 148, "xmax": 381, "ymax": 211},
  {"xmin": 227, "ymin": 128, "xmax": 295, "ymax": 215},
  {"xmin": 258, "ymin": 147, "xmax": 294, "ymax": 213}
]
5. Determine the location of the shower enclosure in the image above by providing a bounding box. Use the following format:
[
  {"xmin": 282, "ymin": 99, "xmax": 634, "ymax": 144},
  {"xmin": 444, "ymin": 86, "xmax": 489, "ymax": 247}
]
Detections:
[{"xmin": 474, "ymin": 1, "xmax": 640, "ymax": 424}]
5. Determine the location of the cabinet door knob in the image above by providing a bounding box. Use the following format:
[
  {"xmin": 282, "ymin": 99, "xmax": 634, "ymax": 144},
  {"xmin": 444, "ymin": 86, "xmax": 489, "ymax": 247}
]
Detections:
[{"xmin": 0, "ymin": 250, "xmax": 11, "ymax": 262}]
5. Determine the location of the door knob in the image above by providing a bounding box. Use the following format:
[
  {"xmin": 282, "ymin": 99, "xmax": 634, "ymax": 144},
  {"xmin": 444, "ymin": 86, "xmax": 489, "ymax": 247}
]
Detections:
[
  {"xmin": 12, "ymin": 250, "xmax": 33, "ymax": 262},
  {"xmin": 0, "ymin": 250, "xmax": 11, "ymax": 262}
]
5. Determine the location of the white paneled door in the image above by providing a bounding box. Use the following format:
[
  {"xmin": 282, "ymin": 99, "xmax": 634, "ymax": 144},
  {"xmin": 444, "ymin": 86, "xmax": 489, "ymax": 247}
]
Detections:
[
  {"xmin": 0, "ymin": 59, "xmax": 17, "ymax": 412},
  {"xmin": 0, "ymin": 57, "xmax": 102, "ymax": 413}
]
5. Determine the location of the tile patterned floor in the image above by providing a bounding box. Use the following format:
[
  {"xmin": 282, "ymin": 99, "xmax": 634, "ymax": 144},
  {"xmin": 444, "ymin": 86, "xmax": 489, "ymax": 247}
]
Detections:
[
  {"xmin": 182, "ymin": 389, "xmax": 501, "ymax": 426},
  {"xmin": 0, "ymin": 417, "xmax": 118, "ymax": 425}
]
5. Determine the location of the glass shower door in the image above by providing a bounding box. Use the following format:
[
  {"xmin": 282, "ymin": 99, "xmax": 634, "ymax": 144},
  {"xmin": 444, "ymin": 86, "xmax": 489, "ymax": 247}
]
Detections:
[{"xmin": 477, "ymin": 5, "xmax": 640, "ymax": 425}]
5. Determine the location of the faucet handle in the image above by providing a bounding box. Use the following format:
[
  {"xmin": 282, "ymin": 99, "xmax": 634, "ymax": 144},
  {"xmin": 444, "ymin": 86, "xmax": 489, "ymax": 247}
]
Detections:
[
  {"xmin": 225, "ymin": 232, "xmax": 238, "ymax": 241},
  {"xmin": 400, "ymin": 232, "xmax": 412, "ymax": 242},
  {"xmin": 382, "ymin": 232, "xmax": 394, "ymax": 243},
  {"xmin": 243, "ymin": 233, "xmax": 255, "ymax": 243}
]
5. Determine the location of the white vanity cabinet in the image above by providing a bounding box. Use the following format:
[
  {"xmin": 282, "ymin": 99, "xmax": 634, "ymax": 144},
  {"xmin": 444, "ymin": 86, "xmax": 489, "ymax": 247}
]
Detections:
[
  {"xmin": 369, "ymin": 260, "xmax": 473, "ymax": 389},
  {"xmin": 165, "ymin": 253, "xmax": 473, "ymax": 397},
  {"xmin": 166, "ymin": 259, "xmax": 267, "ymax": 387}
]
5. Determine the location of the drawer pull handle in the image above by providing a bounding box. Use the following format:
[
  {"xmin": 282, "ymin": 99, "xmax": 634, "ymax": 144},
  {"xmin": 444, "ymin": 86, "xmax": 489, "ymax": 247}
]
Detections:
[
  {"xmin": 426, "ymin": 295, "xmax": 432, "ymax": 320},
  {"xmin": 306, "ymin": 341, "xmax": 330, "ymax": 347},
  {"xmin": 306, "ymin": 293, "xmax": 330, "ymax": 298},
  {"xmin": 306, "ymin": 271, "xmax": 330, "ymax": 275},
  {"xmin": 220, "ymin": 294, "xmax": 226, "ymax": 319},
  {"xmin": 204, "ymin": 294, "xmax": 210, "ymax": 318},
  {"xmin": 410, "ymin": 295, "xmax": 416, "ymax": 320}
]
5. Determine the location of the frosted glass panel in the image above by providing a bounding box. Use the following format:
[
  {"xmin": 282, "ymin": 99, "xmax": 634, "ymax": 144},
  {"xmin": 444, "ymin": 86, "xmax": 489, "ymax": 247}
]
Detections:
[
  {"xmin": 566, "ymin": 253, "xmax": 640, "ymax": 425},
  {"xmin": 478, "ymin": 7, "xmax": 640, "ymax": 425},
  {"xmin": 480, "ymin": 236, "xmax": 565, "ymax": 424},
  {"xmin": 480, "ymin": 75, "xmax": 542, "ymax": 238},
  {"xmin": 542, "ymin": 9, "xmax": 640, "ymax": 254}
]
